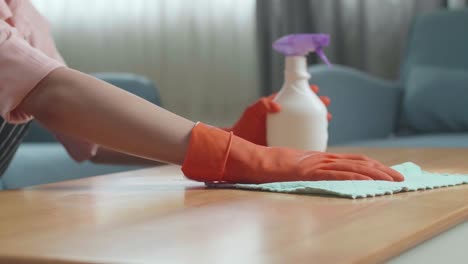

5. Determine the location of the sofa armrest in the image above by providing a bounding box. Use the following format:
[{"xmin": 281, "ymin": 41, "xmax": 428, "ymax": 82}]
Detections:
[
  {"xmin": 24, "ymin": 72, "xmax": 161, "ymax": 143},
  {"xmin": 309, "ymin": 65, "xmax": 402, "ymax": 145}
]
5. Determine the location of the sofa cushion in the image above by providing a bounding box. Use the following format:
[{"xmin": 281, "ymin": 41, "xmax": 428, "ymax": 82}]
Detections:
[
  {"xmin": 401, "ymin": 8, "xmax": 468, "ymax": 83},
  {"xmin": 343, "ymin": 133, "xmax": 468, "ymax": 148},
  {"xmin": 310, "ymin": 65, "xmax": 401, "ymax": 145},
  {"xmin": 2, "ymin": 143, "xmax": 144, "ymax": 189},
  {"xmin": 402, "ymin": 66, "xmax": 468, "ymax": 133}
]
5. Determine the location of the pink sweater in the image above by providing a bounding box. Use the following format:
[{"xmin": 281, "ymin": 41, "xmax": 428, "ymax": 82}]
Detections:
[{"xmin": 0, "ymin": 0, "xmax": 97, "ymax": 161}]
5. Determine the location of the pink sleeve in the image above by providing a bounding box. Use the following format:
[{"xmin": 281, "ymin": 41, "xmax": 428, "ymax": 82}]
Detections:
[
  {"xmin": 0, "ymin": 16, "xmax": 98, "ymax": 162},
  {"xmin": 0, "ymin": 20, "xmax": 63, "ymax": 124}
]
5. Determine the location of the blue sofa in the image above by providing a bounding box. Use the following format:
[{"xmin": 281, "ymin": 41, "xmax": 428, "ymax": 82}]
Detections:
[
  {"xmin": 1, "ymin": 73, "xmax": 161, "ymax": 190},
  {"xmin": 310, "ymin": 8, "xmax": 468, "ymax": 147}
]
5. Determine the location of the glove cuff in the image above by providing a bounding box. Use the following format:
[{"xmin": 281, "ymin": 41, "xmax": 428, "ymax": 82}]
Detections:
[{"xmin": 181, "ymin": 122, "xmax": 233, "ymax": 182}]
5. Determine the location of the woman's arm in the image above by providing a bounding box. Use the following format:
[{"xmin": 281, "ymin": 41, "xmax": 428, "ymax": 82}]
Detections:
[
  {"xmin": 91, "ymin": 147, "xmax": 165, "ymax": 166},
  {"xmin": 20, "ymin": 67, "xmax": 194, "ymax": 165},
  {"xmin": 18, "ymin": 67, "xmax": 404, "ymax": 183}
]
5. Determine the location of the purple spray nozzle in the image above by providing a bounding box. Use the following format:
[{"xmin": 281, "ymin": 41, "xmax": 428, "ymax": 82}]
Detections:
[{"xmin": 273, "ymin": 34, "xmax": 331, "ymax": 66}]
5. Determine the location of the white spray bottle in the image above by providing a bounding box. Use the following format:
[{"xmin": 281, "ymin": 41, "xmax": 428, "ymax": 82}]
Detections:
[{"xmin": 267, "ymin": 34, "xmax": 331, "ymax": 151}]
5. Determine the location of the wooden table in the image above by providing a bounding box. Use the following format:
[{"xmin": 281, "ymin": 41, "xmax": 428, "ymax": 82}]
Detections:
[{"xmin": 0, "ymin": 148, "xmax": 467, "ymax": 264}]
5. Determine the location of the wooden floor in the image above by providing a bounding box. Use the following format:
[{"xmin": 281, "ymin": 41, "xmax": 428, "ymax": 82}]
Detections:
[{"xmin": 0, "ymin": 148, "xmax": 467, "ymax": 264}]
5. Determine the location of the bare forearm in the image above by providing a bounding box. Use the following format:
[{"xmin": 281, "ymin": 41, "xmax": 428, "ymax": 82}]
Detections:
[
  {"xmin": 91, "ymin": 147, "xmax": 165, "ymax": 166},
  {"xmin": 20, "ymin": 68, "xmax": 194, "ymax": 165}
]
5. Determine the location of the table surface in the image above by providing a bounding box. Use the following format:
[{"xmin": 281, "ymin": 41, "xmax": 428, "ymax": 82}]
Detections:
[{"xmin": 0, "ymin": 148, "xmax": 467, "ymax": 264}]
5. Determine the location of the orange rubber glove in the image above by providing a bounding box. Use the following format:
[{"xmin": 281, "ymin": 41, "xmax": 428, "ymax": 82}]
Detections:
[
  {"xmin": 182, "ymin": 123, "xmax": 404, "ymax": 184},
  {"xmin": 224, "ymin": 84, "xmax": 331, "ymax": 146}
]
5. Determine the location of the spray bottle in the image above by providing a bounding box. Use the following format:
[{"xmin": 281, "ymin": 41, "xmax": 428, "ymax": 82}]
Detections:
[{"xmin": 267, "ymin": 34, "xmax": 331, "ymax": 151}]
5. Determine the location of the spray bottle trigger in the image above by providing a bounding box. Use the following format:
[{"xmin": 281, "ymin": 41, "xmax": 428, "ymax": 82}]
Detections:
[{"xmin": 316, "ymin": 48, "xmax": 331, "ymax": 67}]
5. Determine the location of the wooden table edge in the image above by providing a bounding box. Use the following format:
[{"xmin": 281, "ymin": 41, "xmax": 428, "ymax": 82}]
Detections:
[{"xmin": 365, "ymin": 199, "xmax": 468, "ymax": 263}]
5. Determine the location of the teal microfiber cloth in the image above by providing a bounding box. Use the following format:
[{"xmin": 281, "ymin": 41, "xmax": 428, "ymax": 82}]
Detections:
[{"xmin": 206, "ymin": 162, "xmax": 468, "ymax": 199}]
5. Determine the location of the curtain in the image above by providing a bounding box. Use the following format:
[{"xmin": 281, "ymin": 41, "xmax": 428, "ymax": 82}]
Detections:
[
  {"xmin": 31, "ymin": 0, "xmax": 259, "ymax": 126},
  {"xmin": 257, "ymin": 0, "xmax": 466, "ymax": 95}
]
